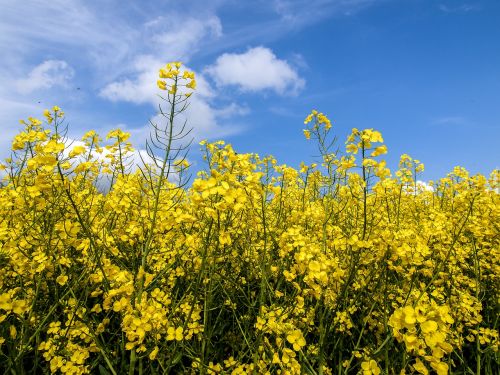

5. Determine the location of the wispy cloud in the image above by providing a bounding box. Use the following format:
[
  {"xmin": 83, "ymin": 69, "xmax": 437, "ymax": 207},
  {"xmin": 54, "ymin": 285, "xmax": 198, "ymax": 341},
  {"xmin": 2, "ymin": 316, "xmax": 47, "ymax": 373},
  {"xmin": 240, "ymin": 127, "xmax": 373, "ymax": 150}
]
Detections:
[
  {"xmin": 0, "ymin": 0, "xmax": 389, "ymax": 159},
  {"xmin": 431, "ymin": 116, "xmax": 468, "ymax": 126},
  {"xmin": 272, "ymin": 0, "xmax": 383, "ymax": 25},
  {"xmin": 0, "ymin": 0, "xmax": 243, "ymax": 155},
  {"xmin": 186, "ymin": 0, "xmax": 385, "ymax": 58},
  {"xmin": 438, "ymin": 3, "xmax": 482, "ymax": 13},
  {"xmin": 0, "ymin": 0, "xmax": 139, "ymax": 157},
  {"xmin": 0, "ymin": 0, "xmax": 135, "ymax": 75},
  {"xmin": 268, "ymin": 106, "xmax": 303, "ymax": 118},
  {"xmin": 144, "ymin": 15, "xmax": 223, "ymax": 62},
  {"xmin": 213, "ymin": 103, "xmax": 250, "ymax": 118}
]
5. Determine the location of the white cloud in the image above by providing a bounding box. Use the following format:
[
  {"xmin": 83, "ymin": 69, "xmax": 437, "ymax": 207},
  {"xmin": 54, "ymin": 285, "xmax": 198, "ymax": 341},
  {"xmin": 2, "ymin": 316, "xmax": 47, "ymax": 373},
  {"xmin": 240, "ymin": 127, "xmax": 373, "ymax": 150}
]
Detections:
[
  {"xmin": 15, "ymin": 60, "xmax": 74, "ymax": 94},
  {"xmin": 205, "ymin": 46, "xmax": 305, "ymax": 95}
]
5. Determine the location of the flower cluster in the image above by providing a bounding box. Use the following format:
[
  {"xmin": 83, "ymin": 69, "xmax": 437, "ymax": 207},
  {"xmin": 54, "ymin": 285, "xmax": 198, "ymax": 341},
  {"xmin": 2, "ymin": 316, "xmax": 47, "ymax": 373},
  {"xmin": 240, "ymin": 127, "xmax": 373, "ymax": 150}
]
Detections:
[
  {"xmin": 389, "ymin": 298, "xmax": 455, "ymax": 374},
  {"xmin": 157, "ymin": 61, "xmax": 196, "ymax": 96},
  {"xmin": 303, "ymin": 109, "xmax": 332, "ymax": 140}
]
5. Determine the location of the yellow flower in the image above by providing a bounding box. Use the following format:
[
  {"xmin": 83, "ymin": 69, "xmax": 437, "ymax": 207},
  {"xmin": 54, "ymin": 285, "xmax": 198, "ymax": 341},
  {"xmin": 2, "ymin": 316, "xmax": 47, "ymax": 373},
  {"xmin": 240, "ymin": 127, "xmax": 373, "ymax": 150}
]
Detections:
[
  {"xmin": 308, "ymin": 260, "xmax": 321, "ymax": 273},
  {"xmin": 149, "ymin": 346, "xmax": 159, "ymax": 360},
  {"xmin": 12, "ymin": 139, "xmax": 25, "ymax": 150},
  {"xmin": 106, "ymin": 128, "xmax": 131, "ymax": 141},
  {"xmin": 9, "ymin": 325, "xmax": 17, "ymax": 339},
  {"xmin": 361, "ymin": 359, "xmax": 381, "ymax": 375},
  {"xmin": 413, "ymin": 359, "xmax": 429, "ymax": 375},
  {"xmin": 157, "ymin": 79, "xmax": 167, "ymax": 90},
  {"xmin": 0, "ymin": 294, "xmax": 12, "ymax": 311},
  {"xmin": 43, "ymin": 109, "xmax": 53, "ymax": 124},
  {"xmin": 367, "ymin": 129, "xmax": 383, "ymax": 142},
  {"xmin": 112, "ymin": 297, "xmax": 129, "ymax": 312},
  {"xmin": 420, "ymin": 320, "xmax": 438, "ymax": 334},
  {"xmin": 167, "ymin": 326, "xmax": 184, "ymax": 341},
  {"xmin": 1, "ymin": 72, "xmax": 498, "ymax": 374},
  {"xmin": 346, "ymin": 143, "xmax": 358, "ymax": 154},
  {"xmin": 429, "ymin": 361, "xmax": 448, "ymax": 375},
  {"xmin": 371, "ymin": 145, "xmax": 387, "ymax": 157},
  {"xmin": 403, "ymin": 306, "xmax": 416, "ymax": 324},
  {"xmin": 56, "ymin": 275, "xmax": 68, "ymax": 286},
  {"xmin": 44, "ymin": 140, "xmax": 65, "ymax": 153},
  {"xmin": 425, "ymin": 330, "xmax": 446, "ymax": 347},
  {"xmin": 186, "ymin": 79, "xmax": 196, "ymax": 90},
  {"xmin": 286, "ymin": 329, "xmax": 306, "ymax": 351},
  {"xmin": 69, "ymin": 145, "xmax": 86, "ymax": 157},
  {"xmin": 175, "ymin": 327, "xmax": 184, "ymax": 341},
  {"xmin": 159, "ymin": 68, "xmax": 169, "ymax": 78}
]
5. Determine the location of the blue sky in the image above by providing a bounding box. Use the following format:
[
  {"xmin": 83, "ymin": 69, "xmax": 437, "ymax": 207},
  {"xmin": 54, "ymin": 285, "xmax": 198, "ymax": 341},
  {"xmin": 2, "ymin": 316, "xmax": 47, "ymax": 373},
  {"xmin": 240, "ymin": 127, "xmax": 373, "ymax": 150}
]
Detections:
[{"xmin": 1, "ymin": 0, "xmax": 499, "ymax": 181}]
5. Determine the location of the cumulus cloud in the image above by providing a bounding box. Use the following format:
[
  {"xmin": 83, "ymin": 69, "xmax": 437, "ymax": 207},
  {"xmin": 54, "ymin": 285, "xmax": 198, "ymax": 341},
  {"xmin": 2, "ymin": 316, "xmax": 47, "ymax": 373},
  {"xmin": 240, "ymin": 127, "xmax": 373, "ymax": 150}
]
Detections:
[
  {"xmin": 15, "ymin": 60, "xmax": 74, "ymax": 94},
  {"xmin": 205, "ymin": 46, "xmax": 305, "ymax": 95}
]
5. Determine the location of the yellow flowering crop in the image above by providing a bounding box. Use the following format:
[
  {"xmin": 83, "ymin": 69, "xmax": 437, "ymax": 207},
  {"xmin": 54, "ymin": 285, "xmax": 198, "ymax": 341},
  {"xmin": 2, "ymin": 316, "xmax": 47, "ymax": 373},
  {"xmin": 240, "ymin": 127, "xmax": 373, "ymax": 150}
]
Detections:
[{"xmin": 0, "ymin": 62, "xmax": 498, "ymax": 375}]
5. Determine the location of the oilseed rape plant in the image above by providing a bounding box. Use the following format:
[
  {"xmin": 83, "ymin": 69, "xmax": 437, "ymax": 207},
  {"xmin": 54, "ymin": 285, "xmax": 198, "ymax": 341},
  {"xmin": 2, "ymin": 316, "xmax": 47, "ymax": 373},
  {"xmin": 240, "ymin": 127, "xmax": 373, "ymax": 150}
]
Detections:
[{"xmin": 0, "ymin": 62, "xmax": 498, "ymax": 375}]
